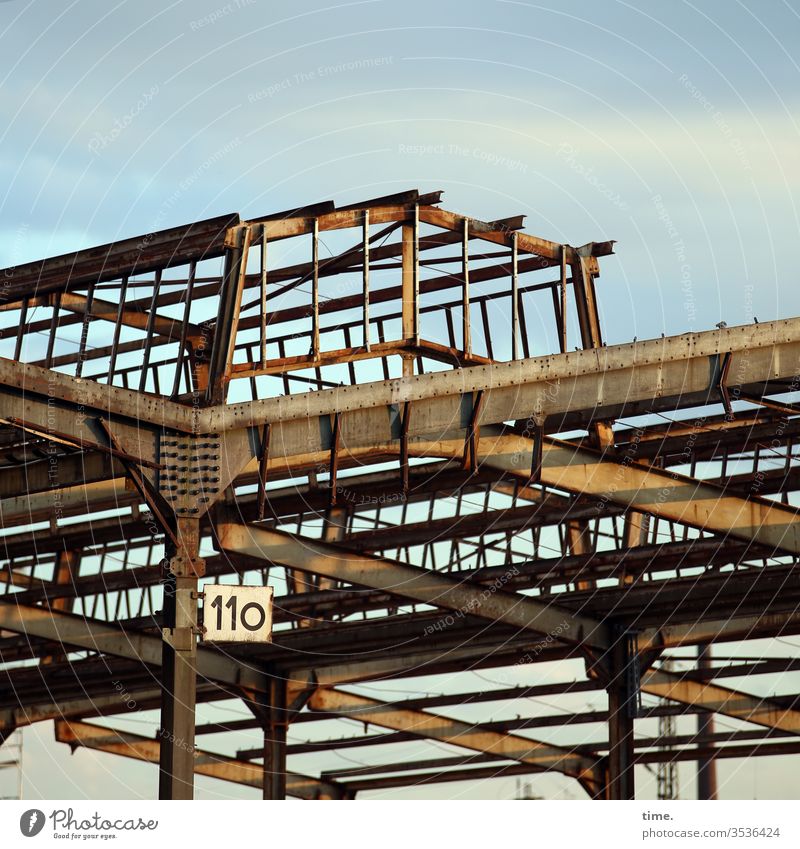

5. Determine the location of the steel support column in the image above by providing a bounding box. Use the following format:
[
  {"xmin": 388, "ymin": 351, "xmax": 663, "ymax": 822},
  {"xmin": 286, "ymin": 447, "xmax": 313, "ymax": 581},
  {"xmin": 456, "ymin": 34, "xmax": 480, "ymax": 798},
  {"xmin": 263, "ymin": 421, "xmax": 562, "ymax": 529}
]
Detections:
[
  {"xmin": 697, "ymin": 644, "xmax": 719, "ymax": 800},
  {"xmin": 158, "ymin": 519, "xmax": 203, "ymax": 800},
  {"xmin": 604, "ymin": 633, "xmax": 637, "ymax": 799},
  {"xmin": 262, "ymin": 677, "xmax": 288, "ymax": 800},
  {"xmin": 205, "ymin": 225, "xmax": 249, "ymax": 404}
]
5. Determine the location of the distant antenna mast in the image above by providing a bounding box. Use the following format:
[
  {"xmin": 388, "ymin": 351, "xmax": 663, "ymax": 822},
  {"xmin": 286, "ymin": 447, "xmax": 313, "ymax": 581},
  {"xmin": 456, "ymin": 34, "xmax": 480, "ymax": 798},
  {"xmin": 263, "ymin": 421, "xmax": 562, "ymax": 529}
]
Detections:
[
  {"xmin": 514, "ymin": 778, "xmax": 542, "ymax": 800},
  {"xmin": 656, "ymin": 659, "xmax": 679, "ymax": 800}
]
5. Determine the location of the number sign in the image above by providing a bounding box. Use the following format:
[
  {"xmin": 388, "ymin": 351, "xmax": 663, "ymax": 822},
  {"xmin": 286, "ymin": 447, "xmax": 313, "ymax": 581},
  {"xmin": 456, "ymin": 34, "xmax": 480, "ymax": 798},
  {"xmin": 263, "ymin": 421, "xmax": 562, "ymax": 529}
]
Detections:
[{"xmin": 203, "ymin": 584, "xmax": 273, "ymax": 643}]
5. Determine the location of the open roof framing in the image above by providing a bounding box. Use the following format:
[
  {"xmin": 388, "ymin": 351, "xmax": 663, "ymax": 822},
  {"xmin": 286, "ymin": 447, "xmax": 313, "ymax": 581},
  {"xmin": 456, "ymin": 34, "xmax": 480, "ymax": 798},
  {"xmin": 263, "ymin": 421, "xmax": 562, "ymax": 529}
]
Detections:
[{"xmin": 0, "ymin": 188, "xmax": 799, "ymax": 800}]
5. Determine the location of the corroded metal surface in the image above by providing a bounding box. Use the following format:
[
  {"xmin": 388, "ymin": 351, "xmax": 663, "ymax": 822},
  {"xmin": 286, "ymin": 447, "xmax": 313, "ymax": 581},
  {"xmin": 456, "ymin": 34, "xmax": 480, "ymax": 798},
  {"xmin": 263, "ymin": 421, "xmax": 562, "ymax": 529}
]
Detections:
[{"xmin": 0, "ymin": 189, "xmax": 798, "ymax": 799}]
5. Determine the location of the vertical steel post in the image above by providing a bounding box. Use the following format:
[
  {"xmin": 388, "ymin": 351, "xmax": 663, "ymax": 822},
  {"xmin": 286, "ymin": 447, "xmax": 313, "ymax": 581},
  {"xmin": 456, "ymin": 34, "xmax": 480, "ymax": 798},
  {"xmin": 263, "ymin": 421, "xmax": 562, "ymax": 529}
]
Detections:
[
  {"xmin": 462, "ymin": 218, "xmax": 470, "ymax": 355},
  {"xmin": 362, "ymin": 210, "xmax": 370, "ymax": 351},
  {"xmin": 559, "ymin": 244, "xmax": 568, "ymax": 353},
  {"xmin": 697, "ymin": 644, "xmax": 718, "ymax": 800},
  {"xmin": 511, "ymin": 232, "xmax": 520, "ymax": 360},
  {"xmin": 205, "ymin": 225, "xmax": 249, "ymax": 405},
  {"xmin": 571, "ymin": 250, "xmax": 603, "ymax": 349},
  {"xmin": 262, "ymin": 677, "xmax": 288, "ymax": 800},
  {"xmin": 572, "ymin": 246, "xmax": 614, "ymax": 448},
  {"xmin": 400, "ymin": 213, "xmax": 417, "ymax": 377},
  {"xmin": 40, "ymin": 550, "xmax": 80, "ymax": 666},
  {"xmin": 158, "ymin": 518, "xmax": 203, "ymax": 800},
  {"xmin": 260, "ymin": 227, "xmax": 268, "ymax": 370},
  {"xmin": 171, "ymin": 262, "xmax": 197, "ymax": 399},
  {"xmin": 605, "ymin": 633, "xmax": 637, "ymax": 799},
  {"xmin": 412, "ymin": 205, "xmax": 420, "ymax": 348},
  {"xmin": 311, "ymin": 218, "xmax": 320, "ymax": 358}
]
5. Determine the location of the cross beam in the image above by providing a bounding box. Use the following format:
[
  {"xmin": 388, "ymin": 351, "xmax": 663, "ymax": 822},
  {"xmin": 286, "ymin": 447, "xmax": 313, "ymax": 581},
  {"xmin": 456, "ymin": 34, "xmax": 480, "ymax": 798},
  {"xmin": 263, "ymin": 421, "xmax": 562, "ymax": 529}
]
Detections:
[
  {"xmin": 0, "ymin": 601, "xmax": 266, "ymax": 693},
  {"xmin": 0, "ymin": 317, "xmax": 797, "ymax": 441},
  {"xmin": 642, "ymin": 668, "xmax": 800, "ymax": 734},
  {"xmin": 480, "ymin": 432, "xmax": 800, "ymax": 555},
  {"xmin": 216, "ymin": 522, "xmax": 609, "ymax": 650},
  {"xmin": 307, "ymin": 687, "xmax": 600, "ymax": 795},
  {"xmin": 54, "ymin": 719, "xmax": 347, "ymax": 800}
]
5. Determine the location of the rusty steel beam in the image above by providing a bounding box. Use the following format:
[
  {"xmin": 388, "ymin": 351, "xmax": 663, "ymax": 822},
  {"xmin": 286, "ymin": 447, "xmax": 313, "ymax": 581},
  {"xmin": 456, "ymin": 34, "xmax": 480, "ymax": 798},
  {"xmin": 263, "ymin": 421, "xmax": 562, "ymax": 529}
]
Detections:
[
  {"xmin": 307, "ymin": 687, "xmax": 600, "ymax": 794},
  {"xmin": 54, "ymin": 719, "xmax": 347, "ymax": 800},
  {"xmin": 639, "ymin": 609, "xmax": 800, "ymax": 651},
  {"xmin": 321, "ymin": 726, "xmax": 799, "ymax": 782},
  {"xmin": 283, "ymin": 606, "xmax": 800, "ymax": 687},
  {"xmin": 0, "ymin": 358, "xmax": 190, "ymax": 436},
  {"xmin": 240, "ymin": 427, "xmax": 800, "ymax": 558},
  {"xmin": 1, "ymin": 190, "xmax": 799, "ymax": 802},
  {"xmin": 0, "ymin": 214, "xmax": 239, "ymax": 300},
  {"xmin": 0, "ymin": 601, "xmax": 266, "ymax": 693},
  {"xmin": 0, "ymin": 320, "xmax": 797, "ymax": 485},
  {"xmin": 469, "ymin": 430, "xmax": 800, "ymax": 555},
  {"xmin": 417, "ymin": 206, "xmax": 613, "ymax": 262},
  {"xmin": 2, "ymin": 315, "xmax": 789, "ymax": 441},
  {"xmin": 0, "ymin": 404, "xmax": 789, "ymax": 518},
  {"xmin": 641, "ymin": 668, "xmax": 800, "ymax": 735},
  {"xmin": 207, "ymin": 317, "xmax": 800, "ymax": 434},
  {"xmin": 339, "ymin": 739, "xmax": 800, "ymax": 794},
  {"xmin": 540, "ymin": 438, "xmax": 800, "ymax": 553},
  {"xmin": 0, "ymin": 452, "xmax": 118, "ymax": 500},
  {"xmin": 216, "ymin": 522, "xmax": 609, "ymax": 649},
  {"xmin": 280, "ymin": 707, "xmax": 786, "ymax": 759},
  {"xmin": 0, "ymin": 532, "xmax": 753, "ymax": 612},
  {"xmin": 1, "ymin": 688, "xmax": 161, "ymax": 733}
]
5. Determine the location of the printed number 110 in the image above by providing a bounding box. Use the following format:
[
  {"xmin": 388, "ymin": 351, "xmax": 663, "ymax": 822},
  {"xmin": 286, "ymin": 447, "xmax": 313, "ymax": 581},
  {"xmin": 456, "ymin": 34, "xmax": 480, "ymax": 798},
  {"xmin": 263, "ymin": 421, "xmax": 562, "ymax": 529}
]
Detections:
[{"xmin": 209, "ymin": 594, "xmax": 267, "ymax": 632}]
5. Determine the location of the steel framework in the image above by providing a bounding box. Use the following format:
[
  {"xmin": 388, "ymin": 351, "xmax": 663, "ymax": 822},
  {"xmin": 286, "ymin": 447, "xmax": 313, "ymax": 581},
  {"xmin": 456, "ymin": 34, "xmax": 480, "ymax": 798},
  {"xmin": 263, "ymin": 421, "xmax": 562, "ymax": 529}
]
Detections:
[{"xmin": 0, "ymin": 189, "xmax": 799, "ymax": 799}]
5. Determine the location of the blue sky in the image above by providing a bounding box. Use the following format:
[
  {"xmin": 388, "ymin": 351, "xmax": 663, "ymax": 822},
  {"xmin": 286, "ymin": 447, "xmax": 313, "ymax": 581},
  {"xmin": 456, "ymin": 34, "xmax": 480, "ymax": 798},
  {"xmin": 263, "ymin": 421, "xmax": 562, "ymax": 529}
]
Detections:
[{"xmin": 1, "ymin": 0, "xmax": 800, "ymax": 800}]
